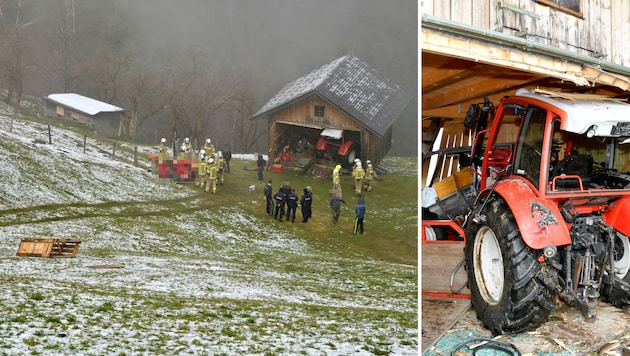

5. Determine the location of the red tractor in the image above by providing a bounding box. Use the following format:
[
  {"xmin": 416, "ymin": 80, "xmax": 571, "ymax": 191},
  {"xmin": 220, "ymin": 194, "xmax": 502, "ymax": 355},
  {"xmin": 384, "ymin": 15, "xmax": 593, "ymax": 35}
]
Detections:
[
  {"xmin": 316, "ymin": 128, "xmax": 360, "ymax": 167},
  {"xmin": 423, "ymin": 89, "xmax": 630, "ymax": 335}
]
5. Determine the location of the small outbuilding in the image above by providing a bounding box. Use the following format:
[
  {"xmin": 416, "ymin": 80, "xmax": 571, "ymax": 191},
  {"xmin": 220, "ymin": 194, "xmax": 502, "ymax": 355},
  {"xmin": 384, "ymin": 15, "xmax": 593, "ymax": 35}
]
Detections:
[
  {"xmin": 44, "ymin": 93, "xmax": 126, "ymax": 137},
  {"xmin": 251, "ymin": 53, "xmax": 412, "ymax": 168}
]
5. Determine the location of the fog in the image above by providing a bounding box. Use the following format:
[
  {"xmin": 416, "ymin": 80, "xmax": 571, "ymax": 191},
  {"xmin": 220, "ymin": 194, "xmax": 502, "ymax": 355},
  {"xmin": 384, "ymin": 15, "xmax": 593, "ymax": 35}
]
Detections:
[{"xmin": 9, "ymin": 0, "xmax": 417, "ymax": 155}]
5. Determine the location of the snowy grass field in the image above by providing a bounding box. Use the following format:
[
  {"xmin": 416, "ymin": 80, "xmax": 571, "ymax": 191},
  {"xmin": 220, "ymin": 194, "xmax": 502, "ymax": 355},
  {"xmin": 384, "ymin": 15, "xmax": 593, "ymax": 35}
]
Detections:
[{"xmin": 0, "ymin": 114, "xmax": 417, "ymax": 355}]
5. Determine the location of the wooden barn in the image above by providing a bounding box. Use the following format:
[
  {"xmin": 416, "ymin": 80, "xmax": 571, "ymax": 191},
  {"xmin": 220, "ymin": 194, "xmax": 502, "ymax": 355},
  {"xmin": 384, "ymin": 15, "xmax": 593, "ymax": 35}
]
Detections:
[
  {"xmin": 422, "ymin": 1, "xmax": 630, "ymax": 161},
  {"xmin": 44, "ymin": 93, "xmax": 127, "ymax": 137},
  {"xmin": 251, "ymin": 53, "xmax": 412, "ymax": 168}
]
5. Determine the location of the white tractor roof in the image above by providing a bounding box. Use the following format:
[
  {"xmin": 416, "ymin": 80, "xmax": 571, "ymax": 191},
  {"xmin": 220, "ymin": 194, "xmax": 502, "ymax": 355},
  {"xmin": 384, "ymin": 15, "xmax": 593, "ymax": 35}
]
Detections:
[
  {"xmin": 320, "ymin": 128, "xmax": 343, "ymax": 139},
  {"xmin": 514, "ymin": 89, "xmax": 630, "ymax": 136}
]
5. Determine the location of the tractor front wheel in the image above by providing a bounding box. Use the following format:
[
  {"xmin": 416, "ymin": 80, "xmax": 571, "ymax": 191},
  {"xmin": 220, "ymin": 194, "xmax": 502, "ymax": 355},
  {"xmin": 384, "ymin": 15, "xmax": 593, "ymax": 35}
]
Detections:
[
  {"xmin": 465, "ymin": 196, "xmax": 558, "ymax": 335},
  {"xmin": 603, "ymin": 232, "xmax": 630, "ymax": 306},
  {"xmin": 344, "ymin": 145, "xmax": 359, "ymax": 167}
]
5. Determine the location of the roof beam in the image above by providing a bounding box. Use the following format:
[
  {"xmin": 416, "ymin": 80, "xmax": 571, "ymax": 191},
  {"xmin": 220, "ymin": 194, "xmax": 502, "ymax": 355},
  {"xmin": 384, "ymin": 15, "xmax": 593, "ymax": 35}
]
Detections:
[
  {"xmin": 422, "ymin": 73, "xmax": 547, "ymax": 110},
  {"xmin": 422, "ymin": 29, "xmax": 592, "ymax": 87}
]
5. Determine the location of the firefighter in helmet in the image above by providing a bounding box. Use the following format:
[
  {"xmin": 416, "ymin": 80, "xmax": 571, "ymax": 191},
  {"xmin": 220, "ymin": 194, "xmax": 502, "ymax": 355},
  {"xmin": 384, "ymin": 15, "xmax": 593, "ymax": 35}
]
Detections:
[
  {"xmin": 197, "ymin": 150, "xmax": 208, "ymax": 189},
  {"xmin": 206, "ymin": 157, "xmax": 219, "ymax": 193},
  {"xmin": 216, "ymin": 151, "xmax": 226, "ymax": 185},
  {"xmin": 159, "ymin": 138, "xmax": 169, "ymax": 156},
  {"xmin": 181, "ymin": 137, "xmax": 192, "ymax": 153},
  {"xmin": 363, "ymin": 160, "xmax": 375, "ymax": 192},
  {"xmin": 332, "ymin": 164, "xmax": 342, "ymax": 189},
  {"xmin": 352, "ymin": 161, "xmax": 365, "ymax": 195},
  {"xmin": 203, "ymin": 138, "xmax": 216, "ymax": 158}
]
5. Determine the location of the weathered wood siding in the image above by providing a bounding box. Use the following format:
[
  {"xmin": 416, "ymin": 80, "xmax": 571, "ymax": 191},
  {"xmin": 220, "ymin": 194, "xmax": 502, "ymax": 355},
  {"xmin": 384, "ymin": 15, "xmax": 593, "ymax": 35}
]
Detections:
[
  {"xmin": 423, "ymin": 0, "xmax": 630, "ymax": 67},
  {"xmin": 270, "ymin": 95, "xmax": 361, "ymax": 130},
  {"xmin": 265, "ymin": 95, "xmax": 389, "ymax": 165}
]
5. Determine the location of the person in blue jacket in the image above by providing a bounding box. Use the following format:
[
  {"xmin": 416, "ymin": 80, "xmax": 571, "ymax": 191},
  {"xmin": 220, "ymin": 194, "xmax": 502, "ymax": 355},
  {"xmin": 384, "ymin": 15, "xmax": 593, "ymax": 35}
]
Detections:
[{"xmin": 354, "ymin": 195, "xmax": 366, "ymax": 235}]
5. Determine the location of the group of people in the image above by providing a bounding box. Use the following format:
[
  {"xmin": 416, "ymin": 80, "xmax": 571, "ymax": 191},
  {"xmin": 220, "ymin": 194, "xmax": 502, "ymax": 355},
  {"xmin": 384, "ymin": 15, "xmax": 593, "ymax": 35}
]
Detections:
[
  {"xmin": 264, "ymin": 180, "xmax": 313, "ymax": 223},
  {"xmin": 158, "ymin": 137, "xmax": 232, "ymax": 194},
  {"xmin": 329, "ymin": 159, "xmax": 374, "ymax": 234},
  {"xmin": 158, "ymin": 137, "xmax": 371, "ymax": 234}
]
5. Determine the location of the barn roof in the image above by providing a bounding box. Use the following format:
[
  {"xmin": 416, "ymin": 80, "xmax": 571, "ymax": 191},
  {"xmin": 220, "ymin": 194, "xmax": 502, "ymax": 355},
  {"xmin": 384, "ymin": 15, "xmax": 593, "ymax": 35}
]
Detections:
[
  {"xmin": 46, "ymin": 93, "xmax": 125, "ymax": 116},
  {"xmin": 251, "ymin": 53, "xmax": 412, "ymax": 137}
]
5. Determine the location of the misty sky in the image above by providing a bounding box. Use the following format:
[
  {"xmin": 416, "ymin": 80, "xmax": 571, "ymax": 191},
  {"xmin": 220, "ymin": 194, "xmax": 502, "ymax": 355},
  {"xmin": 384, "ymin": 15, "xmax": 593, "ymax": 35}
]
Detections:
[
  {"xmin": 12, "ymin": 0, "xmax": 417, "ymax": 155},
  {"xmin": 119, "ymin": 0, "xmax": 418, "ymax": 155}
]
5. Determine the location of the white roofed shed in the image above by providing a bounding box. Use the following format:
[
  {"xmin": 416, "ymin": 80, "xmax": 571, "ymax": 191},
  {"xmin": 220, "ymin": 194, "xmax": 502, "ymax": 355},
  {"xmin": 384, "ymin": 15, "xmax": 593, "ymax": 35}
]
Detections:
[{"xmin": 44, "ymin": 93, "xmax": 127, "ymax": 137}]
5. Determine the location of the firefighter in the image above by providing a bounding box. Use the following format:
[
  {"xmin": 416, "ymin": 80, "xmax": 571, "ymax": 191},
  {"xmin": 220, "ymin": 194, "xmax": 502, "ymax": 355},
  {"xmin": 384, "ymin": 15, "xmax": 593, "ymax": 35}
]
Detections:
[
  {"xmin": 203, "ymin": 138, "xmax": 215, "ymax": 157},
  {"xmin": 181, "ymin": 137, "xmax": 192, "ymax": 153},
  {"xmin": 206, "ymin": 157, "xmax": 218, "ymax": 193},
  {"xmin": 159, "ymin": 138, "xmax": 169, "ymax": 157},
  {"xmin": 364, "ymin": 160, "xmax": 375, "ymax": 192},
  {"xmin": 197, "ymin": 150, "xmax": 208, "ymax": 189},
  {"xmin": 352, "ymin": 161, "xmax": 365, "ymax": 195},
  {"xmin": 332, "ymin": 164, "xmax": 342, "ymax": 189},
  {"xmin": 286, "ymin": 188, "xmax": 298, "ymax": 223},
  {"xmin": 216, "ymin": 151, "xmax": 226, "ymax": 185},
  {"xmin": 274, "ymin": 187, "xmax": 286, "ymax": 222}
]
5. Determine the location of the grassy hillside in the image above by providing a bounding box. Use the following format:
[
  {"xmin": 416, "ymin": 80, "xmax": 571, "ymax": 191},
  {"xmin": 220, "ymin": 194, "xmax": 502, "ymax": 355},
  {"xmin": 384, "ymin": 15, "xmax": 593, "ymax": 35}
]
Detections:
[{"xmin": 0, "ymin": 112, "xmax": 418, "ymax": 355}]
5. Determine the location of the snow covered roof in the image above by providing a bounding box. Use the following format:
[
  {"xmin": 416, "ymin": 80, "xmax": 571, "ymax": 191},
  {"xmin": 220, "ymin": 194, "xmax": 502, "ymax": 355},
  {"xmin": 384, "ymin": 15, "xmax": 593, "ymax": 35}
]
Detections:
[
  {"xmin": 251, "ymin": 53, "xmax": 412, "ymax": 137},
  {"xmin": 46, "ymin": 93, "xmax": 125, "ymax": 116}
]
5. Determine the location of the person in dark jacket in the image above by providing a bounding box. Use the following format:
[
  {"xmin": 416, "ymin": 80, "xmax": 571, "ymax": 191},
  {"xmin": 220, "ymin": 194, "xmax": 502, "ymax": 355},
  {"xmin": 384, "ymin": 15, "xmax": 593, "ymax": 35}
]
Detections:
[
  {"xmin": 354, "ymin": 195, "xmax": 366, "ymax": 234},
  {"xmin": 300, "ymin": 186, "xmax": 313, "ymax": 223},
  {"xmin": 273, "ymin": 188, "xmax": 286, "ymax": 222},
  {"xmin": 223, "ymin": 147, "xmax": 232, "ymax": 173},
  {"xmin": 263, "ymin": 180, "xmax": 273, "ymax": 216},
  {"xmin": 286, "ymin": 188, "xmax": 298, "ymax": 223},
  {"xmin": 257, "ymin": 154, "xmax": 266, "ymax": 181}
]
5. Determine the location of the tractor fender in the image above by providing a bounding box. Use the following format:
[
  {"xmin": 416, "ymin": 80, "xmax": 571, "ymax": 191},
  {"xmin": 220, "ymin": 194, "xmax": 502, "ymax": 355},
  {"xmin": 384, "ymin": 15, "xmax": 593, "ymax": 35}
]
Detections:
[
  {"xmin": 603, "ymin": 196, "xmax": 630, "ymax": 238},
  {"xmin": 338, "ymin": 140, "xmax": 355, "ymax": 156},
  {"xmin": 316, "ymin": 137, "xmax": 327, "ymax": 151},
  {"xmin": 488, "ymin": 178, "xmax": 572, "ymax": 250}
]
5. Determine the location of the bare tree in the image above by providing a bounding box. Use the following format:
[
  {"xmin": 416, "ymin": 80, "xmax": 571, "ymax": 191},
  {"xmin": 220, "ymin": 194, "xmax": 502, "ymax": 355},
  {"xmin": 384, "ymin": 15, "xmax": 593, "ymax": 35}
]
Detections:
[
  {"xmin": 49, "ymin": 0, "xmax": 81, "ymax": 92},
  {"xmin": 230, "ymin": 89, "xmax": 265, "ymax": 153},
  {"xmin": 164, "ymin": 49, "xmax": 234, "ymax": 147},
  {"xmin": 122, "ymin": 63, "xmax": 167, "ymax": 139},
  {"xmin": 0, "ymin": 0, "xmax": 39, "ymax": 129}
]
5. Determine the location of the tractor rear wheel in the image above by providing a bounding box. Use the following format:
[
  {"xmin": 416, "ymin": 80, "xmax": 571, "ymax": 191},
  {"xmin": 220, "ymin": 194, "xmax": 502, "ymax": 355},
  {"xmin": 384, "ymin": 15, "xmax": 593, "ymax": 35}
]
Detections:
[
  {"xmin": 465, "ymin": 196, "xmax": 558, "ymax": 335},
  {"xmin": 603, "ymin": 232, "xmax": 630, "ymax": 306}
]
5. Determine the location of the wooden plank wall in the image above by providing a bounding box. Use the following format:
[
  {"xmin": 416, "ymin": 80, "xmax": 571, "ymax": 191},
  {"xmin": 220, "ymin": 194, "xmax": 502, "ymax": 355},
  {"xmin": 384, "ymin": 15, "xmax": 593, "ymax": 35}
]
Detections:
[{"xmin": 423, "ymin": 0, "xmax": 630, "ymax": 67}]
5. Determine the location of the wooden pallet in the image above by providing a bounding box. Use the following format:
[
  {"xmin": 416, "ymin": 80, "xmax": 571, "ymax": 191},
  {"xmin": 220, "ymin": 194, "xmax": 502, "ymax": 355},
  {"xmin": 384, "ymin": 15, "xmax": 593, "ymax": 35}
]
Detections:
[{"xmin": 17, "ymin": 238, "xmax": 81, "ymax": 258}]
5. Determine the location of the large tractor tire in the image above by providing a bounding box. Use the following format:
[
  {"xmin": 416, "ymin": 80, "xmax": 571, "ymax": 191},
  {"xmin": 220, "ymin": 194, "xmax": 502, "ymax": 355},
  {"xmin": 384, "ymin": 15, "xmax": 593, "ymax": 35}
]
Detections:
[
  {"xmin": 602, "ymin": 232, "xmax": 630, "ymax": 306},
  {"xmin": 464, "ymin": 196, "xmax": 558, "ymax": 335},
  {"xmin": 343, "ymin": 145, "xmax": 359, "ymax": 167}
]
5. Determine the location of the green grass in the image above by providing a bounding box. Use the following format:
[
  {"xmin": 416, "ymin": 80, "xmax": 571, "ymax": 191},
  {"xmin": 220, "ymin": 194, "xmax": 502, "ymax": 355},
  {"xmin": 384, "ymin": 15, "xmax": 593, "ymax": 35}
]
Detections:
[{"xmin": 0, "ymin": 111, "xmax": 418, "ymax": 354}]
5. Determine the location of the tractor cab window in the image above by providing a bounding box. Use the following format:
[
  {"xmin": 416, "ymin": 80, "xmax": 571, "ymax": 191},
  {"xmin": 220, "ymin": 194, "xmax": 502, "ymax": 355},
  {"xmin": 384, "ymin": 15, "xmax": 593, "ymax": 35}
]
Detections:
[{"xmin": 514, "ymin": 106, "xmax": 547, "ymax": 188}]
